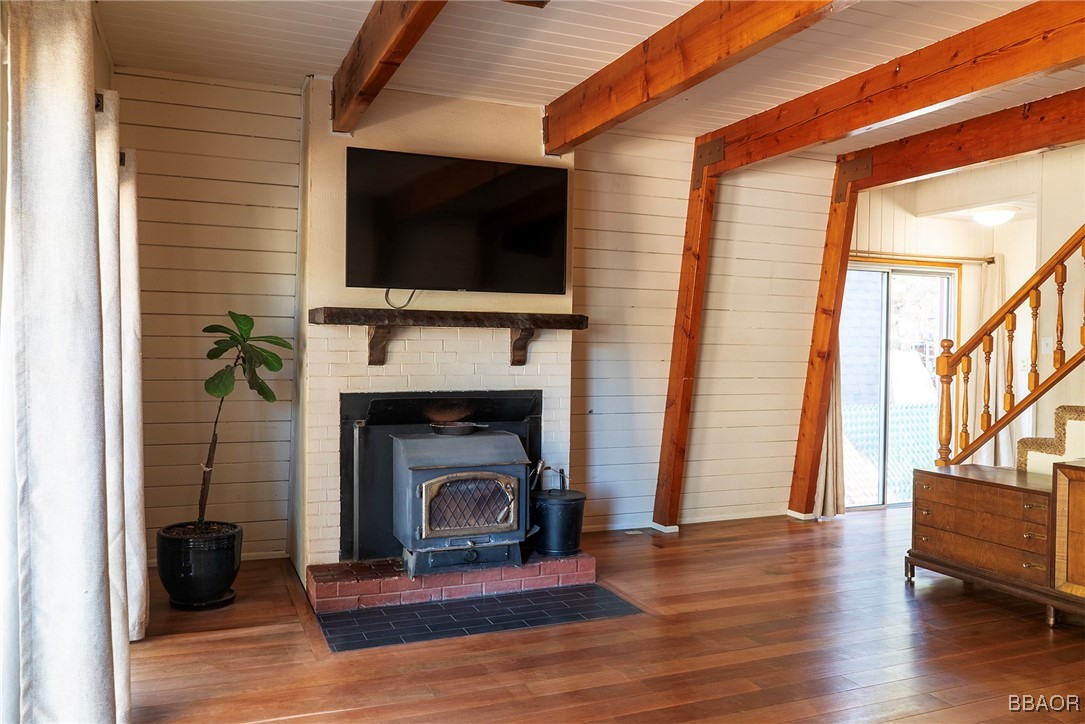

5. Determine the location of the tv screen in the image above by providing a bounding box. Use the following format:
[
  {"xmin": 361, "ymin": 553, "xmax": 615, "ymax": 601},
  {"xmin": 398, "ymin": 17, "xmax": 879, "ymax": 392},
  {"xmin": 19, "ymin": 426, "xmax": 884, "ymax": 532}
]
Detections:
[{"xmin": 345, "ymin": 148, "xmax": 569, "ymax": 295}]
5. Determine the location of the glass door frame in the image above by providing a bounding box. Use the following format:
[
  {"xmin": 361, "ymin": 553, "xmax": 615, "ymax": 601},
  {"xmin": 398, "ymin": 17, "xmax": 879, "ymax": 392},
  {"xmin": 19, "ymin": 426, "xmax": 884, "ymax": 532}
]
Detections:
[{"xmin": 845, "ymin": 256, "xmax": 961, "ymax": 510}]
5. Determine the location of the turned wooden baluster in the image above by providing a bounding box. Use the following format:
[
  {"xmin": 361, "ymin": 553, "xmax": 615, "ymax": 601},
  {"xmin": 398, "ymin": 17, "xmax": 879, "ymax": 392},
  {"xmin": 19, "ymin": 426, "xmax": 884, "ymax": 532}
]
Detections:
[
  {"xmin": 981, "ymin": 334, "xmax": 993, "ymax": 431},
  {"xmin": 1054, "ymin": 263, "xmax": 1066, "ymax": 369},
  {"xmin": 1028, "ymin": 289, "xmax": 1040, "ymax": 391},
  {"xmin": 959, "ymin": 354, "xmax": 971, "ymax": 451},
  {"xmin": 1004, "ymin": 312, "xmax": 1016, "ymax": 412},
  {"xmin": 936, "ymin": 339, "xmax": 954, "ymax": 466}
]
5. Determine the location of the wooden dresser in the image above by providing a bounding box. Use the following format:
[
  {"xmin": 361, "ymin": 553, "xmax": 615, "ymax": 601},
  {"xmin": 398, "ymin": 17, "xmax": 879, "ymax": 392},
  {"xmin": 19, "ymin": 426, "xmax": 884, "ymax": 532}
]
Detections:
[{"xmin": 907, "ymin": 463, "xmax": 1085, "ymax": 625}]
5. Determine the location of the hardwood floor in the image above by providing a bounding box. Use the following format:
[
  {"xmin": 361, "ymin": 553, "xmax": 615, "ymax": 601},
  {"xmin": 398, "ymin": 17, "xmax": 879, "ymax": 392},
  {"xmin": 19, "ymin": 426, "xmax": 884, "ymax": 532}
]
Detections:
[{"xmin": 132, "ymin": 509, "xmax": 1084, "ymax": 722}]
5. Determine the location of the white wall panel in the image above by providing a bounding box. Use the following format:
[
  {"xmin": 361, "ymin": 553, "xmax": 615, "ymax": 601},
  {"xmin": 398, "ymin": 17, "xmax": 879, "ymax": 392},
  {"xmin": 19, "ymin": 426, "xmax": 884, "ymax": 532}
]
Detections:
[
  {"xmin": 116, "ymin": 68, "xmax": 300, "ymax": 563},
  {"xmin": 572, "ymin": 135, "xmax": 843, "ymax": 529},
  {"xmin": 682, "ymin": 156, "xmax": 836, "ymax": 524},
  {"xmin": 570, "ymin": 131, "xmax": 690, "ymax": 531}
]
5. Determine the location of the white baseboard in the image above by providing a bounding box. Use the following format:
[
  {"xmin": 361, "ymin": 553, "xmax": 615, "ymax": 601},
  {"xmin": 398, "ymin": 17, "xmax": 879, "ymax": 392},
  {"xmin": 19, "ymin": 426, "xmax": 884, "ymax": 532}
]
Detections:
[
  {"xmin": 786, "ymin": 509, "xmax": 818, "ymax": 521},
  {"xmin": 649, "ymin": 521, "xmax": 679, "ymax": 533}
]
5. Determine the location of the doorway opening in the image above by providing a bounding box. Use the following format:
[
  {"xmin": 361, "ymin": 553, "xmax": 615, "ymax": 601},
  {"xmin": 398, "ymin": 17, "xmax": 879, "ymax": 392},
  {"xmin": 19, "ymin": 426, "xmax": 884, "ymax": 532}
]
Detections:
[{"xmin": 839, "ymin": 262, "xmax": 958, "ymax": 508}]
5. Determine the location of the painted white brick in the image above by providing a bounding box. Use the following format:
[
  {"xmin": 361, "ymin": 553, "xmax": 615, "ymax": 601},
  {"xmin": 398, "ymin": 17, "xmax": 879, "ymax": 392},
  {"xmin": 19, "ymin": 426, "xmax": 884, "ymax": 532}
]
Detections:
[
  {"xmin": 404, "ymin": 339, "xmax": 445, "ymax": 352},
  {"xmin": 301, "ymin": 322, "xmax": 574, "ymax": 559},
  {"xmin": 307, "ymin": 325, "xmax": 345, "ymax": 339},
  {"xmin": 436, "ymin": 363, "xmax": 476, "ymax": 376},
  {"xmin": 329, "ymin": 337, "xmax": 365, "ymax": 352},
  {"xmin": 442, "ymin": 339, "xmax": 480, "ymax": 352}
]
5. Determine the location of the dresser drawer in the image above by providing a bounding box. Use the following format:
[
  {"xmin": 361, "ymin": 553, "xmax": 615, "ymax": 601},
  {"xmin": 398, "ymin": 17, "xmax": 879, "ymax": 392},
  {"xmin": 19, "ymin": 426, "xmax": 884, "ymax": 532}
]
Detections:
[
  {"xmin": 947, "ymin": 479, "xmax": 1049, "ymax": 524},
  {"xmin": 913, "ymin": 525, "xmax": 1049, "ymax": 585},
  {"xmin": 914, "ymin": 472, "xmax": 956, "ymax": 505},
  {"xmin": 913, "ymin": 500, "xmax": 1048, "ymax": 554}
]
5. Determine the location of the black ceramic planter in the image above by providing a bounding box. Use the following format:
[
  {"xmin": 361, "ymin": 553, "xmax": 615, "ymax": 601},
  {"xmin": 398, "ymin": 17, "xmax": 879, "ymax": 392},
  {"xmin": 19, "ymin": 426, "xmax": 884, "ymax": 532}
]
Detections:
[{"xmin": 156, "ymin": 522, "xmax": 242, "ymax": 610}]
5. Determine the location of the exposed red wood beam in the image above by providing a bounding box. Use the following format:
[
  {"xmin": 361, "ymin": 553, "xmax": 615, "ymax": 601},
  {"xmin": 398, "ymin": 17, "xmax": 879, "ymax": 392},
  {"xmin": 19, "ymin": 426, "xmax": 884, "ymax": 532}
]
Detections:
[
  {"xmin": 332, "ymin": 1, "xmax": 447, "ymax": 134},
  {"xmin": 788, "ymin": 89, "xmax": 1085, "ymax": 516},
  {"xmin": 543, "ymin": 0, "xmax": 856, "ymax": 156},
  {"xmin": 654, "ymin": 168, "xmax": 719, "ymax": 528},
  {"xmin": 787, "ymin": 160, "xmax": 865, "ymax": 517},
  {"xmin": 703, "ymin": 1, "xmax": 1085, "ymax": 176},
  {"xmin": 851, "ymin": 88, "xmax": 1085, "ymax": 194}
]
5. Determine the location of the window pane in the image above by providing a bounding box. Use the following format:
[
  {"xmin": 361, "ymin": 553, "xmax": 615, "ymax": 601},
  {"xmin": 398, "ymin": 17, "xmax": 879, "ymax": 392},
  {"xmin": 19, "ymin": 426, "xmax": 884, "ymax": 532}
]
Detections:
[
  {"xmin": 885, "ymin": 273, "xmax": 948, "ymax": 504},
  {"xmin": 840, "ymin": 270, "xmax": 887, "ymax": 507}
]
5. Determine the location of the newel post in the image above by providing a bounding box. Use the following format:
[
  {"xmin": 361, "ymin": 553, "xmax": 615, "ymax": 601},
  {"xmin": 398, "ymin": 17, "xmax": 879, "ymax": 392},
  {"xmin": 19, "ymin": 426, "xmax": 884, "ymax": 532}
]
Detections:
[{"xmin": 935, "ymin": 339, "xmax": 955, "ymax": 466}]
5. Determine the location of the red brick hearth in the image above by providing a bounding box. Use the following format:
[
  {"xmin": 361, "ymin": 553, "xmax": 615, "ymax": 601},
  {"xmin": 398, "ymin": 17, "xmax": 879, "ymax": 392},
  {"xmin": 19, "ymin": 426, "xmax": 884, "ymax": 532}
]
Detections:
[{"xmin": 306, "ymin": 554, "xmax": 597, "ymax": 614}]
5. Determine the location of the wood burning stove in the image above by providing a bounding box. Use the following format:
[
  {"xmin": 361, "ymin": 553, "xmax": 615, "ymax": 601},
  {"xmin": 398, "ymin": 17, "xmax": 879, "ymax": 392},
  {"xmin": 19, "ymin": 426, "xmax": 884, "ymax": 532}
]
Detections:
[{"xmin": 391, "ymin": 431, "xmax": 530, "ymax": 576}]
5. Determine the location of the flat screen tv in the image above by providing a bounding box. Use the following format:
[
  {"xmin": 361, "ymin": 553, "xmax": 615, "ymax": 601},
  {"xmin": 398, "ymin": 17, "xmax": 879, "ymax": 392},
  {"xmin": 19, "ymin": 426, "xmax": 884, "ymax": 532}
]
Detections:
[{"xmin": 345, "ymin": 147, "xmax": 569, "ymax": 295}]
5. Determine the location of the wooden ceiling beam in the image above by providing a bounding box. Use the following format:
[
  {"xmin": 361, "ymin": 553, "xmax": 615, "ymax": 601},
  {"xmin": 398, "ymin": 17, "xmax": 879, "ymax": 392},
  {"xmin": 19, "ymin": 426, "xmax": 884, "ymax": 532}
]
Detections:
[
  {"xmin": 332, "ymin": 0, "xmax": 447, "ymax": 134},
  {"xmin": 543, "ymin": 0, "xmax": 856, "ymax": 156},
  {"xmin": 702, "ymin": 1, "xmax": 1085, "ymax": 176},
  {"xmin": 850, "ymin": 88, "xmax": 1085, "ymax": 193}
]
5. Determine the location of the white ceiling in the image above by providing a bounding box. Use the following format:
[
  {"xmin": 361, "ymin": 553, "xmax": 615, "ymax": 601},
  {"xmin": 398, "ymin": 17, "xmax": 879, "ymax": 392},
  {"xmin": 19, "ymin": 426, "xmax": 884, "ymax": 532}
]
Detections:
[
  {"xmin": 95, "ymin": 0, "xmax": 1083, "ymax": 145},
  {"xmin": 94, "ymin": 0, "xmax": 699, "ymax": 93}
]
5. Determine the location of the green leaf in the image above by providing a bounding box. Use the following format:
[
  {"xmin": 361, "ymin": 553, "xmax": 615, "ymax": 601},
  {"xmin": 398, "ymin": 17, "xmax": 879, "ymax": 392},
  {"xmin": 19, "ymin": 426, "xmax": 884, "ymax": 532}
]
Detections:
[
  {"xmin": 243, "ymin": 357, "xmax": 260, "ymax": 387},
  {"xmin": 213, "ymin": 339, "xmax": 237, "ymax": 349},
  {"xmin": 228, "ymin": 311, "xmax": 255, "ymax": 340},
  {"xmin": 202, "ymin": 324, "xmax": 242, "ymax": 341},
  {"xmin": 252, "ymin": 345, "xmax": 283, "ymax": 372},
  {"xmin": 204, "ymin": 365, "xmax": 236, "ymax": 398},
  {"xmin": 245, "ymin": 343, "xmax": 270, "ymax": 369},
  {"xmin": 253, "ymin": 377, "xmax": 277, "ymax": 403},
  {"xmin": 249, "ymin": 335, "xmax": 293, "ymax": 350},
  {"xmin": 206, "ymin": 345, "xmax": 233, "ymax": 360}
]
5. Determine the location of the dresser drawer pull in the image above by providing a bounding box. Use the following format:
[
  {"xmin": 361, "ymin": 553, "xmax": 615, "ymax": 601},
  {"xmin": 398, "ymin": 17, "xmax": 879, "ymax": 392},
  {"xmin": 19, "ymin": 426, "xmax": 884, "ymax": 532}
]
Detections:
[
  {"xmin": 1023, "ymin": 503, "xmax": 1047, "ymax": 511},
  {"xmin": 1022, "ymin": 532, "xmax": 1047, "ymax": 540},
  {"xmin": 918, "ymin": 508, "xmax": 931, "ymax": 516},
  {"xmin": 920, "ymin": 483, "xmax": 932, "ymax": 490},
  {"xmin": 1021, "ymin": 562, "xmax": 1047, "ymax": 570},
  {"xmin": 918, "ymin": 535, "xmax": 930, "ymax": 542}
]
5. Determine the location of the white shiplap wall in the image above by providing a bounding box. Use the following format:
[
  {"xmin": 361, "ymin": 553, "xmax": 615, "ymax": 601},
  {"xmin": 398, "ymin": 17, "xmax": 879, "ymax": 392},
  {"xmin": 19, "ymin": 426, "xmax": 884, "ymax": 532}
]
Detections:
[
  {"xmin": 116, "ymin": 68, "xmax": 301, "ymax": 562},
  {"xmin": 571, "ymin": 131, "xmax": 691, "ymax": 531},
  {"xmin": 682, "ymin": 157, "xmax": 836, "ymax": 523},
  {"xmin": 571, "ymin": 134, "xmax": 837, "ymax": 528}
]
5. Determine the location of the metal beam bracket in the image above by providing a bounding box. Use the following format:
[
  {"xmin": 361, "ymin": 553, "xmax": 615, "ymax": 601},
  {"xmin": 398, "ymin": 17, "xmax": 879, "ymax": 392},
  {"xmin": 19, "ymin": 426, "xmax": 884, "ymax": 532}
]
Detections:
[
  {"xmin": 832, "ymin": 154, "xmax": 872, "ymax": 202},
  {"xmin": 691, "ymin": 137, "xmax": 725, "ymax": 190}
]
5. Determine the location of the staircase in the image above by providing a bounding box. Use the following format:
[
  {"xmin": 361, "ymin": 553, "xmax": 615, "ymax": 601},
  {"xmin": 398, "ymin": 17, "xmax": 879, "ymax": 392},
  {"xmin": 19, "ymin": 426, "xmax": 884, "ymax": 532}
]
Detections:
[
  {"xmin": 908, "ymin": 225, "xmax": 1084, "ymax": 625},
  {"xmin": 934, "ymin": 223, "xmax": 1085, "ymax": 467},
  {"xmin": 1016, "ymin": 405, "xmax": 1085, "ymax": 473}
]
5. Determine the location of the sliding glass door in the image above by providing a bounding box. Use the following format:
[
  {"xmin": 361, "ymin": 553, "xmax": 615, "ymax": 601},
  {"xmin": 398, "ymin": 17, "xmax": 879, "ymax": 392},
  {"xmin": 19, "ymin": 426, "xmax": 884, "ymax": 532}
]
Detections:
[{"xmin": 839, "ymin": 265, "xmax": 955, "ymax": 508}]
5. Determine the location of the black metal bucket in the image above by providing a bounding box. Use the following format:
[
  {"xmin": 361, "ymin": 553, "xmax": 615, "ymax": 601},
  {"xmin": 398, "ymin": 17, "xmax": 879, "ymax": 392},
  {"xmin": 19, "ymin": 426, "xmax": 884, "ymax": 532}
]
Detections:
[{"xmin": 530, "ymin": 487, "xmax": 586, "ymax": 556}]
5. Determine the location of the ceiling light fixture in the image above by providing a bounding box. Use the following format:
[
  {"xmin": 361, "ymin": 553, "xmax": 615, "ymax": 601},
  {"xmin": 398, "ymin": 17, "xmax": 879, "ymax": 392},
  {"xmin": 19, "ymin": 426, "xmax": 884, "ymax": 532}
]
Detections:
[{"xmin": 970, "ymin": 206, "xmax": 1018, "ymax": 227}]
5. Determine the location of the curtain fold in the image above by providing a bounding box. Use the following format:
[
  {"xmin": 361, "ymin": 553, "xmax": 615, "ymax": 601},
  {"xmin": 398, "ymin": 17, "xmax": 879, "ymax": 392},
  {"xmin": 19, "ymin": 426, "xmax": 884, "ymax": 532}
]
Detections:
[
  {"xmin": 970, "ymin": 256, "xmax": 1018, "ymax": 467},
  {"xmin": 2, "ymin": 3, "xmax": 145, "ymax": 720},
  {"xmin": 120, "ymin": 148, "xmax": 148, "ymax": 643},
  {"xmin": 813, "ymin": 356, "xmax": 845, "ymax": 518}
]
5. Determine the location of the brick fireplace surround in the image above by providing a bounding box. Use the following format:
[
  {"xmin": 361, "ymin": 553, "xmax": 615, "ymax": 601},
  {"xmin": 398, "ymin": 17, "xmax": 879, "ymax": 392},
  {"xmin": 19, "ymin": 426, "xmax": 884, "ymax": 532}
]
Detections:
[
  {"xmin": 297, "ymin": 322, "xmax": 575, "ymax": 610},
  {"xmin": 307, "ymin": 553, "xmax": 596, "ymax": 613}
]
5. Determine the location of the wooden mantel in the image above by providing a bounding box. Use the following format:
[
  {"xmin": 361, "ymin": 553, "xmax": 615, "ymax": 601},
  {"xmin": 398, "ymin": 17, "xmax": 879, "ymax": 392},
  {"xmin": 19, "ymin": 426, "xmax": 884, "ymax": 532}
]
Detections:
[{"xmin": 308, "ymin": 307, "xmax": 588, "ymax": 366}]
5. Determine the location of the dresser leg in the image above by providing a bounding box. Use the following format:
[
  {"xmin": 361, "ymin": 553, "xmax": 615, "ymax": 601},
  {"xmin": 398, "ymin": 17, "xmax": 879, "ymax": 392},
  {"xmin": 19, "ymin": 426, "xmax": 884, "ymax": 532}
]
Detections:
[
  {"xmin": 1046, "ymin": 605, "xmax": 1059, "ymax": 628},
  {"xmin": 905, "ymin": 559, "xmax": 914, "ymax": 583}
]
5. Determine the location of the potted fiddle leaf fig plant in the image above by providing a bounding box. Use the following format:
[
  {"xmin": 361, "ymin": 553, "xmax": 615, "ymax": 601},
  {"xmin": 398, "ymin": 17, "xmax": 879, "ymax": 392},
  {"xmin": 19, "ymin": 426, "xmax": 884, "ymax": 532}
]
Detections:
[{"xmin": 156, "ymin": 312, "xmax": 293, "ymax": 610}]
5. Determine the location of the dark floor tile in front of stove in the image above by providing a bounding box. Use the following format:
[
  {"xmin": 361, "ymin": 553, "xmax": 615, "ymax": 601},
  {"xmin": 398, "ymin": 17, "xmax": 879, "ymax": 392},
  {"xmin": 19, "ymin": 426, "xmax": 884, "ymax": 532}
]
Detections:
[{"xmin": 317, "ymin": 584, "xmax": 639, "ymax": 652}]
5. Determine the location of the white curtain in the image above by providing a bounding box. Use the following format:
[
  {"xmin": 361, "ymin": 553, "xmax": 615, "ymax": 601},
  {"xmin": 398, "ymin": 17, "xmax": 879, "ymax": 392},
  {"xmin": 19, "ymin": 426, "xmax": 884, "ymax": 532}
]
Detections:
[
  {"xmin": 1, "ymin": 3, "xmax": 145, "ymax": 721},
  {"xmin": 813, "ymin": 357, "xmax": 845, "ymax": 518},
  {"xmin": 970, "ymin": 255, "xmax": 1018, "ymax": 467},
  {"xmin": 119, "ymin": 149, "xmax": 148, "ymax": 643}
]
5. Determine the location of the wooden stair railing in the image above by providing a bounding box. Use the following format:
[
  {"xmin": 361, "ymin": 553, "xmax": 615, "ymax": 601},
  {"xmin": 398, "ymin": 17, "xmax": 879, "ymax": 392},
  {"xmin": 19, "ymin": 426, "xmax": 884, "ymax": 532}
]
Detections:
[{"xmin": 936, "ymin": 222, "xmax": 1085, "ymax": 466}]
